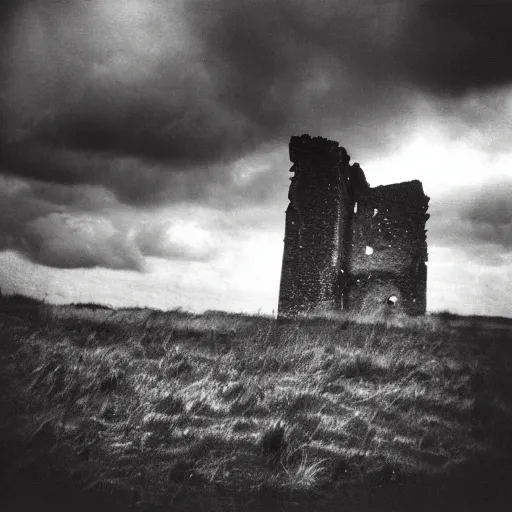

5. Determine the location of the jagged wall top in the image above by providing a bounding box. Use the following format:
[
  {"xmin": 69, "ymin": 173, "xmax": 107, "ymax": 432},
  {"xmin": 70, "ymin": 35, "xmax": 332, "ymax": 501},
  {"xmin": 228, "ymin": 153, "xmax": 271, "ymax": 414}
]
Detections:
[{"xmin": 289, "ymin": 134, "xmax": 350, "ymax": 167}]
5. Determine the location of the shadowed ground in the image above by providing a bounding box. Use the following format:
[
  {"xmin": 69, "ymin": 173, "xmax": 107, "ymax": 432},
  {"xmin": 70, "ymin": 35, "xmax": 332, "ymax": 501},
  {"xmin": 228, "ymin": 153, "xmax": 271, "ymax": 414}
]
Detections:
[{"xmin": 1, "ymin": 295, "xmax": 512, "ymax": 511}]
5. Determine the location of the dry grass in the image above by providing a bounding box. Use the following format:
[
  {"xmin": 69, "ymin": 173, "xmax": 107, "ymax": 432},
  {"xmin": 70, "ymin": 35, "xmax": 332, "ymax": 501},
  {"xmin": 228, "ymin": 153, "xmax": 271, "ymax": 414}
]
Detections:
[{"xmin": 2, "ymin": 295, "xmax": 512, "ymax": 504}]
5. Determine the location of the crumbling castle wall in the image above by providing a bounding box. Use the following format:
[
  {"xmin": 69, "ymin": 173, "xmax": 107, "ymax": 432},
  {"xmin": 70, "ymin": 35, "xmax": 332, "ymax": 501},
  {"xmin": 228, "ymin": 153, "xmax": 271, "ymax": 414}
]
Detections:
[
  {"xmin": 346, "ymin": 181, "xmax": 429, "ymax": 315},
  {"xmin": 278, "ymin": 135, "xmax": 351, "ymax": 315},
  {"xmin": 278, "ymin": 135, "xmax": 430, "ymax": 318}
]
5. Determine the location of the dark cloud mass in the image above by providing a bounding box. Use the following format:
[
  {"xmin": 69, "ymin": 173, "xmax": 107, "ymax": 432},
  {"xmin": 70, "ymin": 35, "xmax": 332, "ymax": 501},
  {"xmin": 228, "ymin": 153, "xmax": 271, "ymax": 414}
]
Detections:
[
  {"xmin": 400, "ymin": 0, "xmax": 512, "ymax": 95},
  {"xmin": 2, "ymin": 0, "xmax": 512, "ymax": 271},
  {"xmin": 24, "ymin": 213, "xmax": 145, "ymax": 271},
  {"xmin": 0, "ymin": 176, "xmax": 145, "ymax": 270},
  {"xmin": 428, "ymin": 179, "xmax": 512, "ymax": 266},
  {"xmin": 464, "ymin": 181, "xmax": 512, "ymax": 248},
  {"xmin": 0, "ymin": 174, "xmax": 226, "ymax": 271},
  {"xmin": 2, "ymin": 1, "xmax": 512, "ymax": 195},
  {"xmin": 469, "ymin": 197, "xmax": 512, "ymax": 230}
]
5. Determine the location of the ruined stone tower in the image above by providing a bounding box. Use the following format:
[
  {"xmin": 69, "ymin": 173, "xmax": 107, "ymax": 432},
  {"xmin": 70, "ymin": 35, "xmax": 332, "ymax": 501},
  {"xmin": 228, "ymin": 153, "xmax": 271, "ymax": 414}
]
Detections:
[{"xmin": 278, "ymin": 134, "xmax": 429, "ymax": 317}]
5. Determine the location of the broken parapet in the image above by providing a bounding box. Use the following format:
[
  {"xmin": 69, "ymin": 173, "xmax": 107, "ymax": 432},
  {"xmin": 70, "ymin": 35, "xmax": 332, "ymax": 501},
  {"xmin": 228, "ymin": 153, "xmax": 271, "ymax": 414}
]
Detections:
[{"xmin": 278, "ymin": 134, "xmax": 429, "ymax": 318}]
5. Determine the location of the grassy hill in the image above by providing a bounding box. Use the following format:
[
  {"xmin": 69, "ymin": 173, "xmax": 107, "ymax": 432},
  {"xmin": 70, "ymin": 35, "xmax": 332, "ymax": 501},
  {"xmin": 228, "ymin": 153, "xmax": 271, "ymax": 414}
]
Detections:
[{"xmin": 1, "ymin": 295, "xmax": 512, "ymax": 510}]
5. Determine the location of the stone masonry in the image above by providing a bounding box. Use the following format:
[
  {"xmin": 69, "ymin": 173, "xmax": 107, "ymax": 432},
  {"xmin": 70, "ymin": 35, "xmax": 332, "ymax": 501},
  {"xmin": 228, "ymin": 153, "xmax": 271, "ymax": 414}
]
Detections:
[{"xmin": 278, "ymin": 134, "xmax": 429, "ymax": 317}]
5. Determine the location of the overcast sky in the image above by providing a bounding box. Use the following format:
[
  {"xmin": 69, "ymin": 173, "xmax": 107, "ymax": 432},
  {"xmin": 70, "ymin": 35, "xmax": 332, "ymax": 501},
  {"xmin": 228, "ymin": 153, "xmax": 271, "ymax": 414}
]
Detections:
[{"xmin": 1, "ymin": 0, "xmax": 512, "ymax": 317}]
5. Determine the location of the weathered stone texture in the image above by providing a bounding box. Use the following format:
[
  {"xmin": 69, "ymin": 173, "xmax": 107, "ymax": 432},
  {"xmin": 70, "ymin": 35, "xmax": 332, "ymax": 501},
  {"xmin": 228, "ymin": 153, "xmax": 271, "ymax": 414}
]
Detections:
[
  {"xmin": 278, "ymin": 135, "xmax": 352, "ymax": 315},
  {"xmin": 278, "ymin": 135, "xmax": 429, "ymax": 317}
]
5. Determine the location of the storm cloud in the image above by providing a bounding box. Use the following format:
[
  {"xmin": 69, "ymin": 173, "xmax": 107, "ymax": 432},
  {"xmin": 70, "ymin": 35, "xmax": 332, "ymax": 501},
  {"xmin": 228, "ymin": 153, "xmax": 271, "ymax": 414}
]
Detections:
[
  {"xmin": 428, "ymin": 179, "xmax": 512, "ymax": 267},
  {"xmin": 1, "ymin": 0, "xmax": 512, "ymax": 280},
  {"xmin": 2, "ymin": 1, "xmax": 512, "ymax": 200},
  {"xmin": 0, "ymin": 175, "xmax": 145, "ymax": 270},
  {"xmin": 0, "ymin": 174, "xmax": 227, "ymax": 271}
]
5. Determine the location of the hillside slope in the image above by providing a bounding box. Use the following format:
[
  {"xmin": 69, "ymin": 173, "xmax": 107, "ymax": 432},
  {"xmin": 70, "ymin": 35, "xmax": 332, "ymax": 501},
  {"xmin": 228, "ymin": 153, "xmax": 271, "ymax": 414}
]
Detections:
[{"xmin": 1, "ymin": 296, "xmax": 512, "ymax": 510}]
